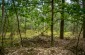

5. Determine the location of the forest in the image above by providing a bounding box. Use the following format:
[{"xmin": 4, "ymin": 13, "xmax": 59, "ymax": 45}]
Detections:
[{"xmin": 0, "ymin": 0, "xmax": 85, "ymax": 55}]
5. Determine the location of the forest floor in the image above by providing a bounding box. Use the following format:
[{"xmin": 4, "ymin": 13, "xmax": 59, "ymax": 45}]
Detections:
[{"xmin": 0, "ymin": 34, "xmax": 85, "ymax": 55}]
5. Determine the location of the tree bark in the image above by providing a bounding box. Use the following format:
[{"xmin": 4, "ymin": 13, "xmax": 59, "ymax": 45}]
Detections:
[
  {"xmin": 1, "ymin": 0, "xmax": 5, "ymax": 47},
  {"xmin": 82, "ymin": 0, "xmax": 85, "ymax": 38},
  {"xmin": 1, "ymin": 0, "xmax": 5, "ymax": 55},
  {"xmin": 24, "ymin": 18, "xmax": 26, "ymax": 37},
  {"xmin": 12, "ymin": 0, "xmax": 23, "ymax": 47},
  {"xmin": 51, "ymin": 0, "xmax": 54, "ymax": 46},
  {"xmin": 60, "ymin": 0, "xmax": 65, "ymax": 39}
]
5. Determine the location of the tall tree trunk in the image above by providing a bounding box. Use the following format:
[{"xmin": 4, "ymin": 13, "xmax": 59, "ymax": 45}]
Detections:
[
  {"xmin": 51, "ymin": 0, "xmax": 54, "ymax": 46},
  {"xmin": 1, "ymin": 0, "xmax": 5, "ymax": 47},
  {"xmin": 24, "ymin": 18, "xmax": 26, "ymax": 37},
  {"xmin": 10, "ymin": 17, "xmax": 13, "ymax": 47},
  {"xmin": 0, "ymin": 0, "xmax": 5, "ymax": 55},
  {"xmin": 60, "ymin": 0, "xmax": 65, "ymax": 39},
  {"xmin": 10, "ymin": 30, "xmax": 13, "ymax": 47},
  {"xmin": 12, "ymin": 0, "xmax": 23, "ymax": 47},
  {"xmin": 76, "ymin": 0, "xmax": 79, "ymax": 35},
  {"xmin": 82, "ymin": 0, "xmax": 85, "ymax": 38}
]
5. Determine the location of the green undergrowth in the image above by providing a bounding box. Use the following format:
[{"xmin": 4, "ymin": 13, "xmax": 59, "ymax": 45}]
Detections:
[{"xmin": 0, "ymin": 30, "xmax": 74, "ymax": 47}]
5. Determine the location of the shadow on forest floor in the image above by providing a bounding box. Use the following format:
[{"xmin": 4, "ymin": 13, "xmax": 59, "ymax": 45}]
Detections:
[{"xmin": 0, "ymin": 34, "xmax": 85, "ymax": 55}]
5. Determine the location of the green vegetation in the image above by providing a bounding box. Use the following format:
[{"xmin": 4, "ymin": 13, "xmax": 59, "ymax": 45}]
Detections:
[{"xmin": 0, "ymin": 0, "xmax": 85, "ymax": 55}]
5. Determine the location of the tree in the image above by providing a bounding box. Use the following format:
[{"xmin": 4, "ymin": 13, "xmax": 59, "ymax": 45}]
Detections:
[
  {"xmin": 0, "ymin": 0, "xmax": 5, "ymax": 55},
  {"xmin": 51, "ymin": 0, "xmax": 54, "ymax": 46},
  {"xmin": 82, "ymin": 0, "xmax": 85, "ymax": 38},
  {"xmin": 60, "ymin": 0, "xmax": 65, "ymax": 39},
  {"xmin": 12, "ymin": 0, "xmax": 23, "ymax": 47},
  {"xmin": 1, "ymin": 0, "xmax": 5, "ymax": 47}
]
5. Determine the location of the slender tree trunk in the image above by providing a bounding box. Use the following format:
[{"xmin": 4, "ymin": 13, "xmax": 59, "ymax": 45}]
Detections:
[
  {"xmin": 60, "ymin": 0, "xmax": 65, "ymax": 39},
  {"xmin": 9, "ymin": 17, "xmax": 13, "ymax": 47},
  {"xmin": 24, "ymin": 18, "xmax": 26, "ymax": 37},
  {"xmin": 82, "ymin": 0, "xmax": 85, "ymax": 38},
  {"xmin": 1, "ymin": 0, "xmax": 5, "ymax": 47},
  {"xmin": 51, "ymin": 0, "xmax": 54, "ymax": 46},
  {"xmin": 75, "ymin": 0, "xmax": 79, "ymax": 35},
  {"xmin": 10, "ymin": 30, "xmax": 13, "ymax": 47},
  {"xmin": 76, "ymin": 26, "xmax": 82, "ymax": 55},
  {"xmin": 12, "ymin": 0, "xmax": 23, "ymax": 47},
  {"xmin": 0, "ymin": 0, "xmax": 5, "ymax": 55}
]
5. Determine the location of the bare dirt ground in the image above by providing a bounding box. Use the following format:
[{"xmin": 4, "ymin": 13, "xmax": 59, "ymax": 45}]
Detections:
[
  {"xmin": 1, "ymin": 35, "xmax": 85, "ymax": 55},
  {"xmin": 6, "ymin": 47, "xmax": 74, "ymax": 55}
]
